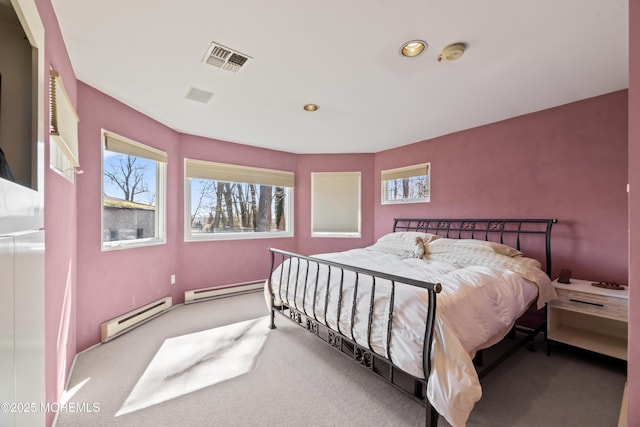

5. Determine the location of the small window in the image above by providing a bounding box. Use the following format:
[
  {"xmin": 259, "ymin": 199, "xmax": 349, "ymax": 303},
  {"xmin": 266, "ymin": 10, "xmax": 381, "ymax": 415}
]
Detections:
[
  {"xmin": 185, "ymin": 159, "xmax": 294, "ymax": 240},
  {"xmin": 311, "ymin": 172, "xmax": 361, "ymax": 238},
  {"xmin": 102, "ymin": 131, "xmax": 167, "ymax": 249},
  {"xmin": 49, "ymin": 70, "xmax": 79, "ymax": 182},
  {"xmin": 381, "ymin": 163, "xmax": 430, "ymax": 204}
]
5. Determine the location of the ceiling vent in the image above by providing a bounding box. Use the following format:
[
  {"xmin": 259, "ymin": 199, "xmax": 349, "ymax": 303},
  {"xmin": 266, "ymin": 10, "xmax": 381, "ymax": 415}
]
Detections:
[
  {"xmin": 185, "ymin": 87, "xmax": 214, "ymax": 104},
  {"xmin": 202, "ymin": 42, "xmax": 251, "ymax": 73}
]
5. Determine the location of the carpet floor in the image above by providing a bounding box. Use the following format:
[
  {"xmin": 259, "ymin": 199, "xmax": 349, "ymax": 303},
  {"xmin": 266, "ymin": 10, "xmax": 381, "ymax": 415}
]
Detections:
[{"xmin": 55, "ymin": 291, "xmax": 627, "ymax": 427}]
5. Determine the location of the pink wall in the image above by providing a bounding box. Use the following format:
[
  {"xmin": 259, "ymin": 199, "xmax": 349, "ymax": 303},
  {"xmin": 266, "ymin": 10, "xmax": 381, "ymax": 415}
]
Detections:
[
  {"xmin": 72, "ymin": 81, "xmax": 382, "ymax": 350},
  {"xmin": 36, "ymin": 1, "xmax": 78, "ymax": 425},
  {"xmin": 296, "ymin": 154, "xmax": 376, "ymax": 255},
  {"xmin": 74, "ymin": 99, "xmax": 377, "ymax": 351},
  {"xmin": 628, "ymin": 0, "xmax": 639, "ymax": 424},
  {"xmin": 375, "ymin": 91, "xmax": 629, "ymax": 283},
  {"xmin": 75, "ymin": 83, "xmax": 182, "ymax": 351}
]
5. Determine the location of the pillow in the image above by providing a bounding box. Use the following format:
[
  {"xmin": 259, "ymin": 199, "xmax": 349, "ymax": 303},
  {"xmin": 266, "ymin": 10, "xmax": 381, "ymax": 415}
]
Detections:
[
  {"xmin": 426, "ymin": 238, "xmax": 523, "ymax": 257},
  {"xmin": 367, "ymin": 232, "xmax": 435, "ymax": 258},
  {"xmin": 482, "ymin": 241, "xmax": 523, "ymax": 257}
]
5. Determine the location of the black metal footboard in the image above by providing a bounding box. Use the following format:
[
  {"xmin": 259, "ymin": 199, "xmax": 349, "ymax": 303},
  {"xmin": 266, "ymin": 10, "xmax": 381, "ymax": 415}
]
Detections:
[{"xmin": 267, "ymin": 248, "xmax": 442, "ymax": 427}]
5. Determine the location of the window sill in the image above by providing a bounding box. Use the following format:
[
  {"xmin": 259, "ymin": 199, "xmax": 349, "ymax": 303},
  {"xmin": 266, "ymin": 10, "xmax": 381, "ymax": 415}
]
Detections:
[
  {"xmin": 381, "ymin": 199, "xmax": 429, "ymax": 205},
  {"xmin": 101, "ymin": 238, "xmax": 166, "ymax": 251},
  {"xmin": 311, "ymin": 232, "xmax": 361, "ymax": 238},
  {"xmin": 185, "ymin": 231, "xmax": 294, "ymax": 242}
]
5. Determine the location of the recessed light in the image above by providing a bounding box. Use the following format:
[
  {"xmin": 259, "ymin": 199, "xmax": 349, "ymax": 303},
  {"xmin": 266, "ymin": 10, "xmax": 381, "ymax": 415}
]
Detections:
[
  {"xmin": 401, "ymin": 40, "xmax": 427, "ymax": 57},
  {"xmin": 303, "ymin": 104, "xmax": 319, "ymax": 112}
]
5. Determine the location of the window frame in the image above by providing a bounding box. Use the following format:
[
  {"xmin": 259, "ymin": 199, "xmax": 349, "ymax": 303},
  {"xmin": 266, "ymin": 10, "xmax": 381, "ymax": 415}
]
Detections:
[
  {"xmin": 311, "ymin": 171, "xmax": 361, "ymax": 238},
  {"xmin": 381, "ymin": 163, "xmax": 430, "ymax": 205},
  {"xmin": 184, "ymin": 158, "xmax": 295, "ymax": 241},
  {"xmin": 101, "ymin": 130, "xmax": 167, "ymax": 251}
]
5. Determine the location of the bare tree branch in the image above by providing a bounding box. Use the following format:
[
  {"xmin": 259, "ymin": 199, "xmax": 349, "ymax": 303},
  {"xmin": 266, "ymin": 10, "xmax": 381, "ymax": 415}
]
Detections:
[
  {"xmin": 191, "ymin": 179, "xmax": 215, "ymax": 224},
  {"xmin": 105, "ymin": 154, "xmax": 150, "ymax": 202}
]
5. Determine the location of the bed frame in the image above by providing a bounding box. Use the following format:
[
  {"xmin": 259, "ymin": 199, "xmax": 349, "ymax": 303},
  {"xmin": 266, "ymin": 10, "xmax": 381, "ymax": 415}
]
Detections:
[{"xmin": 267, "ymin": 218, "xmax": 557, "ymax": 427}]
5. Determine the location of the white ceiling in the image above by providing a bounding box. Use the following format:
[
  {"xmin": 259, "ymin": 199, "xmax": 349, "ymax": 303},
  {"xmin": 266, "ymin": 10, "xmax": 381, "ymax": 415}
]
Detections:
[{"xmin": 51, "ymin": 0, "xmax": 628, "ymax": 154}]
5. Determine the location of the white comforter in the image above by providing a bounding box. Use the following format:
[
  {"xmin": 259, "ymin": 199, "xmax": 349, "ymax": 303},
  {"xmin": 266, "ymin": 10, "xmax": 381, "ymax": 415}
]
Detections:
[{"xmin": 268, "ymin": 247, "xmax": 556, "ymax": 427}]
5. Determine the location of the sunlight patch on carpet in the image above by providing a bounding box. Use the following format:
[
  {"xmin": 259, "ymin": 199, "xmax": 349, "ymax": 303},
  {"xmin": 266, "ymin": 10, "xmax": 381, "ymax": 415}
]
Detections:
[
  {"xmin": 116, "ymin": 316, "xmax": 270, "ymax": 416},
  {"xmin": 61, "ymin": 377, "xmax": 91, "ymax": 403}
]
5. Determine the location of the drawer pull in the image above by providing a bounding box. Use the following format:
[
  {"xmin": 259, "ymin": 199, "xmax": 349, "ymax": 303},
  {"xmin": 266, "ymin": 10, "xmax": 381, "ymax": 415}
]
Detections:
[{"xmin": 569, "ymin": 298, "xmax": 604, "ymax": 307}]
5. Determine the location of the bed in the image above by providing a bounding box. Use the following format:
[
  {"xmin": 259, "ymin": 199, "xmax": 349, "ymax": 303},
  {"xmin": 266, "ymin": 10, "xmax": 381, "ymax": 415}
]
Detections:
[{"xmin": 265, "ymin": 218, "xmax": 557, "ymax": 427}]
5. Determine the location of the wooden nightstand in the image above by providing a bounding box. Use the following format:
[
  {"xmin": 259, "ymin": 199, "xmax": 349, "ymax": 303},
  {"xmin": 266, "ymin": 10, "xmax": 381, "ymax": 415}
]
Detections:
[{"xmin": 547, "ymin": 278, "xmax": 628, "ymax": 360}]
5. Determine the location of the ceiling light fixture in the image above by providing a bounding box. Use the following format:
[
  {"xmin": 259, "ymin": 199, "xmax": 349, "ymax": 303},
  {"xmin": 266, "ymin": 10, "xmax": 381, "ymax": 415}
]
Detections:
[
  {"xmin": 400, "ymin": 40, "xmax": 427, "ymax": 57},
  {"xmin": 303, "ymin": 104, "xmax": 319, "ymax": 112}
]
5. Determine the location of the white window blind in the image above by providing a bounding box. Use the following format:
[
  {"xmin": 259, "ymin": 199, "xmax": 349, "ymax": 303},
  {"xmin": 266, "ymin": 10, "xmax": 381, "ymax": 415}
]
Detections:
[
  {"xmin": 104, "ymin": 132, "xmax": 167, "ymax": 163},
  {"xmin": 381, "ymin": 163, "xmax": 429, "ymax": 181},
  {"xmin": 49, "ymin": 69, "xmax": 79, "ymax": 181},
  {"xmin": 312, "ymin": 172, "xmax": 361, "ymax": 237},
  {"xmin": 185, "ymin": 158, "xmax": 294, "ymax": 187}
]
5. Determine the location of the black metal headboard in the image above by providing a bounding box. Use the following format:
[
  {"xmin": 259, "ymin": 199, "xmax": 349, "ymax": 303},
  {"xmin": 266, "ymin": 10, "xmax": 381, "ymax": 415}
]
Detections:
[{"xmin": 393, "ymin": 218, "xmax": 557, "ymax": 275}]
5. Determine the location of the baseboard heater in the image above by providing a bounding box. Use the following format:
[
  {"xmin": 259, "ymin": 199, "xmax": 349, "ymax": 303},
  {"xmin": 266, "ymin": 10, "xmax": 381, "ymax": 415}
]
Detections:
[
  {"xmin": 184, "ymin": 280, "xmax": 264, "ymax": 304},
  {"xmin": 100, "ymin": 296, "xmax": 172, "ymax": 343}
]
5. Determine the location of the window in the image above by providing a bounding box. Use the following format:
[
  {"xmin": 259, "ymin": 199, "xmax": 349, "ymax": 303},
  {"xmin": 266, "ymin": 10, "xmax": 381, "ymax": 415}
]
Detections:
[
  {"xmin": 49, "ymin": 70, "xmax": 79, "ymax": 182},
  {"xmin": 311, "ymin": 172, "xmax": 361, "ymax": 237},
  {"xmin": 381, "ymin": 163, "xmax": 430, "ymax": 204},
  {"xmin": 102, "ymin": 131, "xmax": 167, "ymax": 249},
  {"xmin": 185, "ymin": 159, "xmax": 294, "ymax": 240}
]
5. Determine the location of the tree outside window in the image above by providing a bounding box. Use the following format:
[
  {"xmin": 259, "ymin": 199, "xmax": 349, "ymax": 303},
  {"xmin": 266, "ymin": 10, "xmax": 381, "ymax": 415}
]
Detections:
[{"xmin": 190, "ymin": 180, "xmax": 287, "ymax": 234}]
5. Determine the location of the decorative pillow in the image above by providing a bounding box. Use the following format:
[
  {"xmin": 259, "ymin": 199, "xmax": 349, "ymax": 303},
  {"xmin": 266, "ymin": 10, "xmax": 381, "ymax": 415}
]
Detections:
[
  {"xmin": 426, "ymin": 238, "xmax": 523, "ymax": 257},
  {"xmin": 367, "ymin": 232, "xmax": 436, "ymax": 258}
]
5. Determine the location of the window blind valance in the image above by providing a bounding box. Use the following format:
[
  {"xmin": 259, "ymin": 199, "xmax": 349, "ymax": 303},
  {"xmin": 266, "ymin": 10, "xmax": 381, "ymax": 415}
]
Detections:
[
  {"xmin": 103, "ymin": 131, "xmax": 168, "ymax": 163},
  {"xmin": 185, "ymin": 158, "xmax": 294, "ymax": 188},
  {"xmin": 381, "ymin": 163, "xmax": 429, "ymax": 181}
]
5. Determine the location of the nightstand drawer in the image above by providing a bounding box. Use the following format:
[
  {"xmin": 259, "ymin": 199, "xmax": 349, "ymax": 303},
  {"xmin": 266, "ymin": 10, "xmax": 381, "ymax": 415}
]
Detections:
[{"xmin": 551, "ymin": 288, "xmax": 628, "ymax": 322}]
